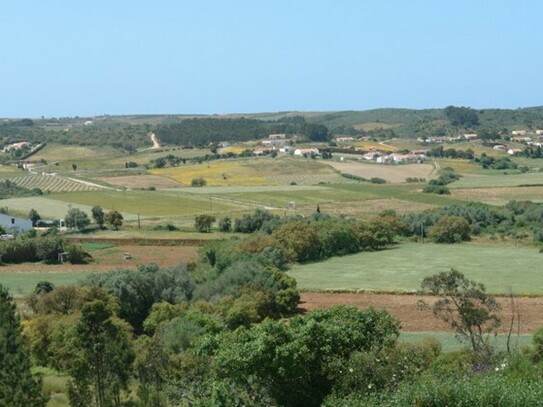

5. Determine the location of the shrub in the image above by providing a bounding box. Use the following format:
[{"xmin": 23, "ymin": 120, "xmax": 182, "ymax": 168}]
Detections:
[
  {"xmin": 370, "ymin": 177, "xmax": 387, "ymax": 184},
  {"xmin": 191, "ymin": 178, "xmax": 207, "ymax": 187},
  {"xmin": 428, "ymin": 215, "xmax": 471, "ymax": 243}
]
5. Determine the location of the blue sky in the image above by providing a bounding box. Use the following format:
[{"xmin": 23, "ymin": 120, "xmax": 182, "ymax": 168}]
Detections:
[{"xmin": 1, "ymin": 1, "xmax": 542, "ymax": 117}]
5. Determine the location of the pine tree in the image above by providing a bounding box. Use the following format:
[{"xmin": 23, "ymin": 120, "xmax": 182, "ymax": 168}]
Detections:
[{"xmin": 0, "ymin": 284, "xmax": 47, "ymax": 407}]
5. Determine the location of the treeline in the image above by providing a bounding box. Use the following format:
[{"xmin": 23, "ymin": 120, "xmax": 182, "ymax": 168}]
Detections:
[
  {"xmin": 226, "ymin": 210, "xmax": 401, "ymax": 263},
  {"xmin": 403, "ymin": 200, "xmax": 543, "ymax": 243},
  {"xmin": 0, "ymin": 122, "xmax": 150, "ymax": 151},
  {"xmin": 153, "ymin": 116, "xmax": 332, "ymax": 146},
  {"xmin": 0, "ymin": 230, "xmax": 88, "ymax": 264}
]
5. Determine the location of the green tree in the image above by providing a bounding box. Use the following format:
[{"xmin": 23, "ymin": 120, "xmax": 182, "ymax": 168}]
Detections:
[
  {"xmin": 28, "ymin": 208, "xmax": 41, "ymax": 226},
  {"xmin": 92, "ymin": 205, "xmax": 105, "ymax": 229},
  {"xmin": 272, "ymin": 220, "xmax": 322, "ymax": 262},
  {"xmin": 67, "ymin": 300, "xmax": 134, "ymax": 407},
  {"xmin": 428, "ymin": 215, "xmax": 471, "ymax": 243},
  {"xmin": 194, "ymin": 214, "xmax": 216, "ymax": 233},
  {"xmin": 304, "ymin": 123, "xmax": 331, "ymax": 142},
  {"xmin": 208, "ymin": 306, "xmax": 399, "ymax": 407},
  {"xmin": 105, "ymin": 210, "xmax": 123, "ymax": 230},
  {"xmin": 419, "ymin": 269, "xmax": 501, "ymax": 356},
  {"xmin": 0, "ymin": 284, "xmax": 48, "ymax": 406},
  {"xmin": 65, "ymin": 208, "xmax": 90, "ymax": 230}
]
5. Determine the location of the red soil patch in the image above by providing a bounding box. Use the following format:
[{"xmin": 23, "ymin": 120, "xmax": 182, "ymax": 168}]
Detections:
[
  {"xmin": 0, "ymin": 245, "xmax": 199, "ymax": 273},
  {"xmin": 300, "ymin": 292, "xmax": 543, "ymax": 334}
]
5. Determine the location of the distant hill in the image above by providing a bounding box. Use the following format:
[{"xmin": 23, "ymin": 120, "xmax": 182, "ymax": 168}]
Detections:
[{"xmin": 2, "ymin": 106, "xmax": 543, "ymax": 150}]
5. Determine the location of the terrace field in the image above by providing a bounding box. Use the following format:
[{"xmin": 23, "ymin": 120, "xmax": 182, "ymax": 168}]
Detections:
[{"xmin": 290, "ymin": 242, "xmax": 543, "ymax": 295}]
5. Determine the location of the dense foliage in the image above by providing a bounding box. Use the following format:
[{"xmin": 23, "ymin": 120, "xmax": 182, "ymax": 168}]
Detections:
[{"xmin": 0, "ymin": 284, "xmax": 47, "ymax": 406}]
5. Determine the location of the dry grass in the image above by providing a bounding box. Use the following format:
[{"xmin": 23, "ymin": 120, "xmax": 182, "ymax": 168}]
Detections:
[
  {"xmin": 438, "ymin": 159, "xmax": 482, "ymax": 174},
  {"xmin": 324, "ymin": 160, "xmax": 434, "ymax": 183},
  {"xmin": 451, "ymin": 186, "xmax": 543, "ymax": 204},
  {"xmin": 352, "ymin": 140, "xmax": 397, "ymax": 152},
  {"xmin": 315, "ymin": 198, "xmax": 436, "ymax": 217},
  {"xmin": 150, "ymin": 157, "xmax": 339, "ymax": 186},
  {"xmin": 352, "ymin": 122, "xmax": 397, "ymax": 131}
]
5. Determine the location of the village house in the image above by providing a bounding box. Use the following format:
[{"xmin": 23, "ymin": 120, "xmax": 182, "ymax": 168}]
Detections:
[
  {"xmin": 334, "ymin": 136, "xmax": 355, "ymax": 142},
  {"xmin": 512, "ymin": 136, "xmax": 532, "ymax": 143},
  {"xmin": 262, "ymin": 139, "xmax": 286, "ymax": 147},
  {"xmin": 507, "ymin": 148, "xmax": 523, "ymax": 155},
  {"xmin": 492, "ymin": 145, "xmax": 507, "ymax": 151},
  {"xmin": 464, "ymin": 133, "xmax": 478, "ymax": 140},
  {"xmin": 511, "ymin": 130, "xmax": 527, "ymax": 136},
  {"xmin": 0, "ymin": 213, "xmax": 33, "ymax": 234},
  {"xmin": 294, "ymin": 148, "xmax": 319, "ymax": 157}
]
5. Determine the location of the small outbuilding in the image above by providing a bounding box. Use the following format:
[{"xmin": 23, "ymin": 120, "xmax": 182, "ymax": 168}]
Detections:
[{"xmin": 0, "ymin": 213, "xmax": 33, "ymax": 234}]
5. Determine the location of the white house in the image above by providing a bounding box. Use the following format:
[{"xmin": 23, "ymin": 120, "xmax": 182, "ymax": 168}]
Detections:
[
  {"xmin": 511, "ymin": 130, "xmax": 527, "ymax": 136},
  {"xmin": 0, "ymin": 214, "xmax": 33, "ymax": 234},
  {"xmin": 294, "ymin": 148, "xmax": 319, "ymax": 157}
]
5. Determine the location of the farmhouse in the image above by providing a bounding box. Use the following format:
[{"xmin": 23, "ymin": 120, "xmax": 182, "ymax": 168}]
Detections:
[
  {"xmin": 463, "ymin": 133, "xmax": 478, "ymax": 140},
  {"xmin": 492, "ymin": 144, "xmax": 507, "ymax": 151},
  {"xmin": 507, "ymin": 148, "xmax": 523, "ymax": 155},
  {"xmin": 511, "ymin": 130, "xmax": 527, "ymax": 136},
  {"xmin": 294, "ymin": 148, "xmax": 319, "ymax": 157},
  {"xmin": 262, "ymin": 139, "xmax": 286, "ymax": 147},
  {"xmin": 0, "ymin": 213, "xmax": 33, "ymax": 234}
]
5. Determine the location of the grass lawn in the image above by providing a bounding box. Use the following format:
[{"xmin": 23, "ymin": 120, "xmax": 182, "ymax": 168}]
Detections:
[{"xmin": 289, "ymin": 242, "xmax": 543, "ymax": 295}]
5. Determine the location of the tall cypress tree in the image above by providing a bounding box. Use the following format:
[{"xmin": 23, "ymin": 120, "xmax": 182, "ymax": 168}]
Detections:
[{"xmin": 0, "ymin": 284, "xmax": 47, "ymax": 407}]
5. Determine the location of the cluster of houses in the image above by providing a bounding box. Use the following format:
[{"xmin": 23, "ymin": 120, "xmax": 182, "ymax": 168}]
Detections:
[
  {"xmin": 2, "ymin": 141, "xmax": 32, "ymax": 153},
  {"xmin": 360, "ymin": 151, "xmax": 427, "ymax": 164}
]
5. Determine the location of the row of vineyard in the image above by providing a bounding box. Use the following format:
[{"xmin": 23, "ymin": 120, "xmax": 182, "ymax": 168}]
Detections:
[{"xmin": 8, "ymin": 174, "xmax": 101, "ymax": 192}]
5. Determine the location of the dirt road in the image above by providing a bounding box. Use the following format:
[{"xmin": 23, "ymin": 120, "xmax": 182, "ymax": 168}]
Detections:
[{"xmin": 150, "ymin": 132, "xmax": 160, "ymax": 149}]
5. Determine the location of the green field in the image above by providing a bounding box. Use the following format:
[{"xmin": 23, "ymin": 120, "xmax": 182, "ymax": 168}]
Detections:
[
  {"xmin": 289, "ymin": 242, "xmax": 543, "ymax": 295},
  {"xmin": 450, "ymin": 172, "xmax": 543, "ymax": 189},
  {"xmin": 0, "ymin": 271, "xmax": 91, "ymax": 297}
]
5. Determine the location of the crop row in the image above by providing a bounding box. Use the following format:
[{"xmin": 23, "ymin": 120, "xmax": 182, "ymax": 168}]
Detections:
[{"xmin": 9, "ymin": 175, "xmax": 100, "ymax": 193}]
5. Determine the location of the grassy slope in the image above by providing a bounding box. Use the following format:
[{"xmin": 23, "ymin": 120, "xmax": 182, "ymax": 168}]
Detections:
[{"xmin": 289, "ymin": 242, "xmax": 543, "ymax": 295}]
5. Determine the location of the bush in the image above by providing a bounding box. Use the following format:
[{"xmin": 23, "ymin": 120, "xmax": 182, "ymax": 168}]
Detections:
[
  {"xmin": 191, "ymin": 178, "xmax": 207, "ymax": 187},
  {"xmin": 370, "ymin": 177, "xmax": 387, "ymax": 184},
  {"xmin": 428, "ymin": 215, "xmax": 471, "ymax": 243},
  {"xmin": 218, "ymin": 217, "xmax": 231, "ymax": 232}
]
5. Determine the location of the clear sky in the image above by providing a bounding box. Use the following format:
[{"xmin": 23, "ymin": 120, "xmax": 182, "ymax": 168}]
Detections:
[{"xmin": 1, "ymin": 1, "xmax": 542, "ymax": 117}]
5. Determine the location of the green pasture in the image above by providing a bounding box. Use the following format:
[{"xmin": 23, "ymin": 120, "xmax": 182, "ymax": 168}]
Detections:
[
  {"xmin": 449, "ymin": 172, "xmax": 543, "ymax": 189},
  {"xmin": 0, "ymin": 196, "xmax": 138, "ymax": 220},
  {"xmin": 48, "ymin": 190, "xmax": 249, "ymax": 217},
  {"xmin": 33, "ymin": 144, "xmax": 127, "ymax": 171},
  {"xmin": 290, "ymin": 242, "xmax": 543, "ymax": 295},
  {"xmin": 0, "ymin": 271, "xmax": 91, "ymax": 297}
]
